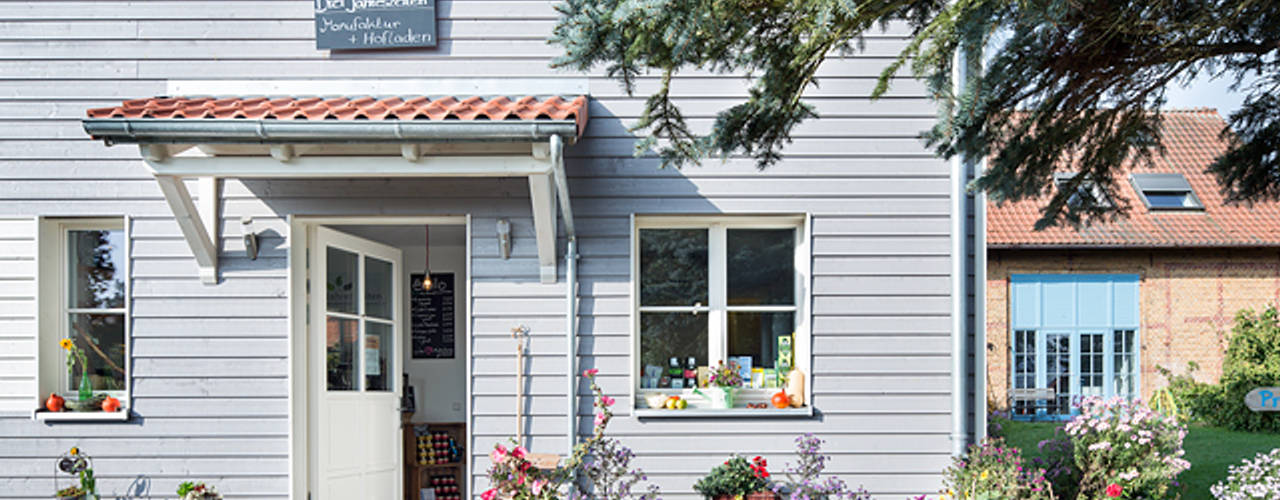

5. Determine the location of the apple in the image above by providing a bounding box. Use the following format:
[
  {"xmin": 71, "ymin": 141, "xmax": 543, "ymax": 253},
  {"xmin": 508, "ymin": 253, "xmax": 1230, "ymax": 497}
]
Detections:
[{"xmin": 676, "ymin": 398, "xmax": 688, "ymax": 410}]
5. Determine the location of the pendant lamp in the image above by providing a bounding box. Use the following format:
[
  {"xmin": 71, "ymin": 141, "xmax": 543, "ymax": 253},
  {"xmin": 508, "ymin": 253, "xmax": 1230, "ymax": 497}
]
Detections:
[{"xmin": 421, "ymin": 225, "xmax": 433, "ymax": 291}]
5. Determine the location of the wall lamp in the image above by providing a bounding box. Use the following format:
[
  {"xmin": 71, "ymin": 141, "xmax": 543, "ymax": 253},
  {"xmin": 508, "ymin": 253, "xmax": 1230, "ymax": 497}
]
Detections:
[
  {"xmin": 241, "ymin": 216, "xmax": 259, "ymax": 260},
  {"xmin": 496, "ymin": 219, "xmax": 512, "ymax": 260}
]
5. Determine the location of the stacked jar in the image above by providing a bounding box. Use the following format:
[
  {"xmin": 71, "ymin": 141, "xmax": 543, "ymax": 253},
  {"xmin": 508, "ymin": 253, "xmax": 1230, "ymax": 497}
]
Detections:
[{"xmin": 430, "ymin": 474, "xmax": 461, "ymax": 500}]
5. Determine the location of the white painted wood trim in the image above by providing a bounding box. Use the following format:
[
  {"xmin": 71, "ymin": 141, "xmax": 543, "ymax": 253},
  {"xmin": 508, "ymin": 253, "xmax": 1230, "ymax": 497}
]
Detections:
[
  {"xmin": 35, "ymin": 411, "xmax": 131, "ymax": 422},
  {"xmin": 528, "ymin": 173, "xmax": 557, "ymax": 284},
  {"xmin": 198, "ymin": 178, "xmax": 220, "ymax": 264},
  {"xmin": 287, "ymin": 215, "xmax": 307, "ymax": 500},
  {"xmin": 153, "ymin": 175, "xmax": 218, "ymax": 284},
  {"xmin": 144, "ymin": 156, "xmax": 554, "ymax": 178},
  {"xmin": 633, "ymin": 407, "xmax": 813, "ymax": 418},
  {"xmin": 463, "ymin": 213, "xmax": 473, "ymax": 497}
]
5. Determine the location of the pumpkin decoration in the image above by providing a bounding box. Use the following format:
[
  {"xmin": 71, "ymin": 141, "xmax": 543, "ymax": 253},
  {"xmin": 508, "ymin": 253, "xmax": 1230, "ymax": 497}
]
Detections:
[
  {"xmin": 45, "ymin": 393, "xmax": 65, "ymax": 412},
  {"xmin": 770, "ymin": 391, "xmax": 789, "ymax": 409},
  {"xmin": 101, "ymin": 397, "xmax": 121, "ymax": 413}
]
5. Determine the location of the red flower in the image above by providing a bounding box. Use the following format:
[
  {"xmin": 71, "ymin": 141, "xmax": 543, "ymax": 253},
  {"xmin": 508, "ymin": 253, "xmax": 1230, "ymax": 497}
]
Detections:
[{"xmin": 1106, "ymin": 484, "xmax": 1123, "ymax": 498}]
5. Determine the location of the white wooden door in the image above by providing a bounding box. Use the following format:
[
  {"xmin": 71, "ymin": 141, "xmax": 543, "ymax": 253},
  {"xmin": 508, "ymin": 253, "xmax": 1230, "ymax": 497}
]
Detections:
[{"xmin": 310, "ymin": 227, "xmax": 403, "ymax": 500}]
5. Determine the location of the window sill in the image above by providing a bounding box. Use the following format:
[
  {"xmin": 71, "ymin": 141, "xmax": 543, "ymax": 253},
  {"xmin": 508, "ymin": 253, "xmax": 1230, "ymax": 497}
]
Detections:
[
  {"xmin": 634, "ymin": 407, "xmax": 812, "ymax": 418},
  {"xmin": 34, "ymin": 410, "xmax": 130, "ymax": 423}
]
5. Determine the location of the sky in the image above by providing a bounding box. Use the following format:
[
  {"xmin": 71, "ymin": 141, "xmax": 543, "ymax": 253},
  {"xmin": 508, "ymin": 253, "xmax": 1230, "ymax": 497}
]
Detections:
[{"xmin": 1163, "ymin": 72, "xmax": 1250, "ymax": 117}]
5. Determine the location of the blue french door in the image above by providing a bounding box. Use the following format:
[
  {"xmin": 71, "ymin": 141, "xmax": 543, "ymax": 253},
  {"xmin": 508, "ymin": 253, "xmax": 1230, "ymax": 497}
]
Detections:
[{"xmin": 1010, "ymin": 275, "xmax": 1140, "ymax": 419}]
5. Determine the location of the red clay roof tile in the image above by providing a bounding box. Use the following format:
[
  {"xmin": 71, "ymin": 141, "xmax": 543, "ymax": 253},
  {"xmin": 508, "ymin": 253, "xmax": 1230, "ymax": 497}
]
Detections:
[
  {"xmin": 86, "ymin": 94, "xmax": 590, "ymax": 137},
  {"xmin": 988, "ymin": 109, "xmax": 1280, "ymax": 248}
]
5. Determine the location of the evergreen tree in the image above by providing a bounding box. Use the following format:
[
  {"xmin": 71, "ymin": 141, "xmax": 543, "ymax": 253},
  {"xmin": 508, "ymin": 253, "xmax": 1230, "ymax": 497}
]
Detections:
[{"xmin": 552, "ymin": 0, "xmax": 1280, "ymax": 228}]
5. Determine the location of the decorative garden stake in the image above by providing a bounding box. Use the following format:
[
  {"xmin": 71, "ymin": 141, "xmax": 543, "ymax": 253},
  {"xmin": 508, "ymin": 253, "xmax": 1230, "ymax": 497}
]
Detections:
[{"xmin": 53, "ymin": 447, "xmax": 97, "ymax": 500}]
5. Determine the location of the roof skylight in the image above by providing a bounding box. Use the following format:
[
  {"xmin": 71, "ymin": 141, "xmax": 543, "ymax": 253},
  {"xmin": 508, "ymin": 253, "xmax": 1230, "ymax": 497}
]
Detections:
[{"xmin": 1130, "ymin": 173, "xmax": 1203, "ymax": 210}]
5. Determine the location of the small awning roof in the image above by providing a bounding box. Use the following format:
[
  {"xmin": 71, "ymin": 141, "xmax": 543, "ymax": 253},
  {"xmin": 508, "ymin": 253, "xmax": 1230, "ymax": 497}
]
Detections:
[
  {"xmin": 82, "ymin": 94, "xmax": 586, "ymax": 285},
  {"xmin": 84, "ymin": 94, "xmax": 588, "ymax": 144}
]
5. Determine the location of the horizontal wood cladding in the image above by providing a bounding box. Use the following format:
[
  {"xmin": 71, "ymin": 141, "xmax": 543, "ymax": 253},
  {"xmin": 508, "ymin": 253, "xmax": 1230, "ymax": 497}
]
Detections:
[{"xmin": 0, "ymin": 1, "xmax": 955, "ymax": 498}]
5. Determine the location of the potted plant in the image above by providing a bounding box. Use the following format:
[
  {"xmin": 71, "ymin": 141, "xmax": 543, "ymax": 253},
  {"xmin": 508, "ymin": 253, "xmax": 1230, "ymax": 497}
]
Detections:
[
  {"xmin": 54, "ymin": 447, "xmax": 96, "ymax": 500},
  {"xmin": 177, "ymin": 481, "xmax": 223, "ymax": 500},
  {"xmin": 695, "ymin": 361, "xmax": 743, "ymax": 409},
  {"xmin": 693, "ymin": 455, "xmax": 777, "ymax": 500}
]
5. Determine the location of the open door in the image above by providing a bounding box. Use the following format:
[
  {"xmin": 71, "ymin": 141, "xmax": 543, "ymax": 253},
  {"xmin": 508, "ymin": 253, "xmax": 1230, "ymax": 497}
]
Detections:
[{"xmin": 309, "ymin": 226, "xmax": 403, "ymax": 500}]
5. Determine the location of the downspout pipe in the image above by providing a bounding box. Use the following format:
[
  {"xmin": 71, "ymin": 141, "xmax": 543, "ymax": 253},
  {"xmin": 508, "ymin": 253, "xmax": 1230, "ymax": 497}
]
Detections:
[
  {"xmin": 950, "ymin": 20, "xmax": 978, "ymax": 458},
  {"xmin": 549, "ymin": 134, "xmax": 580, "ymax": 460}
]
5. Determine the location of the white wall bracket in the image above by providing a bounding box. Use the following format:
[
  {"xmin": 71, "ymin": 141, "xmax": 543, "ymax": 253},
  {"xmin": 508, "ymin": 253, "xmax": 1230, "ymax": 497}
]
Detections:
[{"xmin": 153, "ymin": 175, "xmax": 219, "ymax": 284}]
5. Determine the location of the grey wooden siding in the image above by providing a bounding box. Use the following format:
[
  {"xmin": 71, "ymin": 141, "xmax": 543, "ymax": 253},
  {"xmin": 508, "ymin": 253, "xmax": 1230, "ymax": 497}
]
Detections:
[{"xmin": 0, "ymin": 1, "xmax": 959, "ymax": 498}]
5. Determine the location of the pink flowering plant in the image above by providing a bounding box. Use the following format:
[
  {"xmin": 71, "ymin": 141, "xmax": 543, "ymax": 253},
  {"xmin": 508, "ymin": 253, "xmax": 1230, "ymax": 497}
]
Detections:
[
  {"xmin": 481, "ymin": 368, "xmax": 660, "ymax": 500},
  {"xmin": 771, "ymin": 434, "xmax": 871, "ymax": 500},
  {"xmin": 1062, "ymin": 396, "xmax": 1189, "ymax": 500},
  {"xmin": 940, "ymin": 437, "xmax": 1057, "ymax": 500}
]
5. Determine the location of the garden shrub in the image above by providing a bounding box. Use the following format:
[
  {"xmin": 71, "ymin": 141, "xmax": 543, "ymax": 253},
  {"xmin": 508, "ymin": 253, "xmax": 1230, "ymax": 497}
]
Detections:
[
  {"xmin": 481, "ymin": 369, "xmax": 660, "ymax": 500},
  {"xmin": 771, "ymin": 434, "xmax": 871, "ymax": 500},
  {"xmin": 1162, "ymin": 306, "xmax": 1280, "ymax": 433},
  {"xmin": 1063, "ymin": 397, "xmax": 1190, "ymax": 500},
  {"xmin": 940, "ymin": 437, "xmax": 1056, "ymax": 500},
  {"xmin": 1210, "ymin": 448, "xmax": 1280, "ymax": 499},
  {"xmin": 693, "ymin": 455, "xmax": 771, "ymax": 498}
]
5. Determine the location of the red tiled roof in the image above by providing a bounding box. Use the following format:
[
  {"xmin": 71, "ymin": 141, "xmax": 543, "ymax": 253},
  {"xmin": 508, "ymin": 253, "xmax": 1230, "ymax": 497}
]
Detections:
[
  {"xmin": 86, "ymin": 95, "xmax": 590, "ymax": 138},
  {"xmin": 988, "ymin": 109, "xmax": 1280, "ymax": 248}
]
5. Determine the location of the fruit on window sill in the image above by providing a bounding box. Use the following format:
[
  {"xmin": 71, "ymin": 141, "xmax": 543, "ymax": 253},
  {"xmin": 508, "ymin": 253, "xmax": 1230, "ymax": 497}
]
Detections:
[
  {"xmin": 771, "ymin": 391, "xmax": 789, "ymax": 409},
  {"xmin": 45, "ymin": 393, "xmax": 65, "ymax": 412},
  {"xmin": 102, "ymin": 397, "xmax": 121, "ymax": 413},
  {"xmin": 664, "ymin": 395, "xmax": 687, "ymax": 410}
]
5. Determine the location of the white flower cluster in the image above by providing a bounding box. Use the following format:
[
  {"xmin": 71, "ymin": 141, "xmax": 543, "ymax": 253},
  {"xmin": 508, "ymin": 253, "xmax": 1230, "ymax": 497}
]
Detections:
[{"xmin": 1211, "ymin": 448, "xmax": 1280, "ymax": 500}]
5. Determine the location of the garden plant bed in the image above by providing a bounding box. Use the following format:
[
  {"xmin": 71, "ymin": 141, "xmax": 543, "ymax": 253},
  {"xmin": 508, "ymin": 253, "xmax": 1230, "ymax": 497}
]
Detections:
[{"xmin": 1000, "ymin": 420, "xmax": 1280, "ymax": 500}]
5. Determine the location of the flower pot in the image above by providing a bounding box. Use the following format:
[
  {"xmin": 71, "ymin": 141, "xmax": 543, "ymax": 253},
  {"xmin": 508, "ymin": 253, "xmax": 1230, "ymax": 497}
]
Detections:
[{"xmin": 696, "ymin": 386, "xmax": 736, "ymax": 409}]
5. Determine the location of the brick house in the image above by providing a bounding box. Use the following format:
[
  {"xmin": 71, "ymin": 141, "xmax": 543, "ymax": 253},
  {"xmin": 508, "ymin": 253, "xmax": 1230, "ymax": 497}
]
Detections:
[{"xmin": 985, "ymin": 109, "xmax": 1280, "ymax": 418}]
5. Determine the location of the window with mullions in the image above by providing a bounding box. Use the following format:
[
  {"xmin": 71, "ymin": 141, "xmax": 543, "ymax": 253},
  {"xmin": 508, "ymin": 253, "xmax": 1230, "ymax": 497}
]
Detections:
[
  {"xmin": 38, "ymin": 218, "xmax": 129, "ymax": 404},
  {"xmin": 634, "ymin": 217, "xmax": 808, "ymax": 407}
]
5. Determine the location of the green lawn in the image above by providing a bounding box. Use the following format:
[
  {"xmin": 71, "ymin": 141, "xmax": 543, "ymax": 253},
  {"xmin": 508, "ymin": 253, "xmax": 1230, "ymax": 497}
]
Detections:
[{"xmin": 997, "ymin": 420, "xmax": 1280, "ymax": 500}]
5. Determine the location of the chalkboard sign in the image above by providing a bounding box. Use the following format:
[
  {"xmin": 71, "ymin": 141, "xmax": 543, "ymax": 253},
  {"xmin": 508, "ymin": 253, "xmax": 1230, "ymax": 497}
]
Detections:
[
  {"xmin": 411, "ymin": 272, "xmax": 455, "ymax": 359},
  {"xmin": 314, "ymin": 0, "xmax": 438, "ymax": 51}
]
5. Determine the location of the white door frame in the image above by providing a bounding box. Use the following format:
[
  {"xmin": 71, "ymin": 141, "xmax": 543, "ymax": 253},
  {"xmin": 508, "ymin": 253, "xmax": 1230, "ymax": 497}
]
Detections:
[{"xmin": 288, "ymin": 215, "xmax": 471, "ymax": 500}]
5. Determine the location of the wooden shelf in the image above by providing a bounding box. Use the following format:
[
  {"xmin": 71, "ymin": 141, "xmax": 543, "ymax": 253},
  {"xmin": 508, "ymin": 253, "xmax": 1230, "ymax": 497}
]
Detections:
[
  {"xmin": 404, "ymin": 421, "xmax": 466, "ymax": 500},
  {"xmin": 412, "ymin": 462, "xmax": 461, "ymax": 470}
]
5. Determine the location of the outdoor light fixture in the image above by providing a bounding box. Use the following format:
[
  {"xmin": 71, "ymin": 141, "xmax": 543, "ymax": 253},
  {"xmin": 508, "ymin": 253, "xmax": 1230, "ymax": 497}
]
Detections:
[
  {"xmin": 496, "ymin": 219, "xmax": 512, "ymax": 260},
  {"xmin": 241, "ymin": 216, "xmax": 259, "ymax": 260},
  {"xmin": 421, "ymin": 225, "xmax": 433, "ymax": 291}
]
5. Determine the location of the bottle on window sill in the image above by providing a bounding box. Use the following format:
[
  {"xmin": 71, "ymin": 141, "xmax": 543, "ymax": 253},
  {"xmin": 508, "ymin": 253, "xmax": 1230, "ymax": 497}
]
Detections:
[{"xmin": 77, "ymin": 372, "xmax": 92, "ymax": 402}]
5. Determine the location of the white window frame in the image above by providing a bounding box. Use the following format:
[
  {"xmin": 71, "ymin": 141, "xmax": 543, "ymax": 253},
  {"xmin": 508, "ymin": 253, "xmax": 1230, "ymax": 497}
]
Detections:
[
  {"xmin": 36, "ymin": 217, "xmax": 131, "ymax": 419},
  {"xmin": 630, "ymin": 214, "xmax": 812, "ymax": 414}
]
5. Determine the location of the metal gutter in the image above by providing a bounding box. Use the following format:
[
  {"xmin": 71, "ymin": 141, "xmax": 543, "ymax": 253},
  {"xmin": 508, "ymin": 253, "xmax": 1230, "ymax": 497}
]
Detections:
[
  {"xmin": 974, "ymin": 186, "xmax": 988, "ymax": 444},
  {"xmin": 82, "ymin": 118, "xmax": 579, "ymax": 145}
]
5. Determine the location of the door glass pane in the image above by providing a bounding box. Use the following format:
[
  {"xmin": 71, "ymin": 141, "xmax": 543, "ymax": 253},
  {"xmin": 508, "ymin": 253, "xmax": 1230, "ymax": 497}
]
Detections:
[
  {"xmin": 639, "ymin": 229, "xmax": 708, "ymax": 306},
  {"xmin": 66, "ymin": 313, "xmax": 126, "ymax": 392},
  {"xmin": 1046, "ymin": 333, "xmax": 1071, "ymax": 415},
  {"xmin": 365, "ymin": 256, "xmax": 393, "ymax": 320},
  {"xmin": 326, "ymin": 247, "xmax": 359, "ymax": 314},
  {"xmin": 639, "ymin": 312, "xmax": 707, "ymax": 387},
  {"xmin": 727, "ymin": 229, "xmax": 794, "ymax": 306},
  {"xmin": 1012, "ymin": 329, "xmax": 1035, "ymax": 415},
  {"xmin": 1113, "ymin": 329, "xmax": 1137, "ymax": 398},
  {"xmin": 326, "ymin": 317, "xmax": 358, "ymax": 391},
  {"xmin": 1081, "ymin": 333, "xmax": 1104, "ymax": 398},
  {"xmin": 67, "ymin": 229, "xmax": 125, "ymax": 309},
  {"xmin": 727, "ymin": 311, "xmax": 795, "ymax": 373},
  {"xmin": 365, "ymin": 321, "xmax": 393, "ymax": 391}
]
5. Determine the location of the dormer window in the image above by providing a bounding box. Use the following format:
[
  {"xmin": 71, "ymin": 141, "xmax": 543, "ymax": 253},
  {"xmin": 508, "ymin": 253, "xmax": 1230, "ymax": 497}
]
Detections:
[
  {"xmin": 1130, "ymin": 173, "xmax": 1203, "ymax": 210},
  {"xmin": 1054, "ymin": 172, "xmax": 1110, "ymax": 208}
]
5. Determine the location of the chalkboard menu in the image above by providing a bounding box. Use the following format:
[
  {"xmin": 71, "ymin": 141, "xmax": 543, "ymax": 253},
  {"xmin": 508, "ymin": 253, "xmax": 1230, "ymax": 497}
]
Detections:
[
  {"xmin": 411, "ymin": 272, "xmax": 455, "ymax": 359},
  {"xmin": 314, "ymin": 0, "xmax": 438, "ymax": 50}
]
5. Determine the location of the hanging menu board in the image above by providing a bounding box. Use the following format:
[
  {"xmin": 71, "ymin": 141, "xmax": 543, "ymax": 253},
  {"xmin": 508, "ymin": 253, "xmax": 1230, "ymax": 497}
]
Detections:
[
  {"xmin": 314, "ymin": 0, "xmax": 438, "ymax": 50},
  {"xmin": 411, "ymin": 272, "xmax": 455, "ymax": 359}
]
